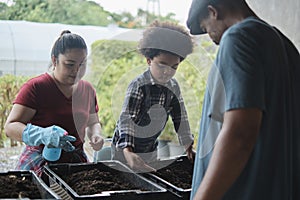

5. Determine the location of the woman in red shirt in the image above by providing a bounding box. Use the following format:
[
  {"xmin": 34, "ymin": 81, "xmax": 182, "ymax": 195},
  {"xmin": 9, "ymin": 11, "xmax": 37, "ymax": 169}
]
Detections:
[{"xmin": 4, "ymin": 30, "xmax": 104, "ymax": 175}]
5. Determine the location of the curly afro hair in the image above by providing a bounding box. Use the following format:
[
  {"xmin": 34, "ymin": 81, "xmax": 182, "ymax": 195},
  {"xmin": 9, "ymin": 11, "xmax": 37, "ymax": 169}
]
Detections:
[{"xmin": 138, "ymin": 21, "xmax": 194, "ymax": 61}]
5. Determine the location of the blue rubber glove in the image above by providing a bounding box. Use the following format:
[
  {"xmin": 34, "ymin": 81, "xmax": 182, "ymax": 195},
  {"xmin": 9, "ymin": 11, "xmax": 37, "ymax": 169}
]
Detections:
[{"xmin": 22, "ymin": 124, "xmax": 76, "ymax": 152}]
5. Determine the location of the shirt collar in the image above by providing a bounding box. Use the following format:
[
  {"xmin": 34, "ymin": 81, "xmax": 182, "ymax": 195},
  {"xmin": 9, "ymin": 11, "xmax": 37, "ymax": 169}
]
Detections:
[{"xmin": 145, "ymin": 68, "xmax": 175, "ymax": 88}]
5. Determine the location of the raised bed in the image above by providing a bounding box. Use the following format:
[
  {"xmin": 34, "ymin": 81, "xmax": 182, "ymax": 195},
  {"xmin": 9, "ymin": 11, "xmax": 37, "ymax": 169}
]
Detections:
[
  {"xmin": 0, "ymin": 170, "xmax": 59, "ymax": 199},
  {"xmin": 42, "ymin": 160, "xmax": 171, "ymax": 200}
]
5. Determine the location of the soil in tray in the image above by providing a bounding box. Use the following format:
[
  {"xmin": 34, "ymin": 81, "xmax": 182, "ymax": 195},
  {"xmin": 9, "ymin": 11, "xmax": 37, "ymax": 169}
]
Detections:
[
  {"xmin": 0, "ymin": 174, "xmax": 41, "ymax": 199},
  {"xmin": 152, "ymin": 161, "xmax": 193, "ymax": 189},
  {"xmin": 63, "ymin": 168, "xmax": 147, "ymax": 195}
]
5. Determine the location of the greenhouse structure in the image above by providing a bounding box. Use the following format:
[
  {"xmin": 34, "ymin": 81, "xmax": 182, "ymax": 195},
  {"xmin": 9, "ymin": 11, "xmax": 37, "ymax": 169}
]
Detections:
[{"xmin": 0, "ymin": 20, "xmax": 143, "ymax": 76}]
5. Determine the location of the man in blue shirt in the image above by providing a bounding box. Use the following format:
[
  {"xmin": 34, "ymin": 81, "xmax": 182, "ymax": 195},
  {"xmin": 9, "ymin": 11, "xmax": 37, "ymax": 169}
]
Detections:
[{"xmin": 186, "ymin": 0, "xmax": 300, "ymax": 199}]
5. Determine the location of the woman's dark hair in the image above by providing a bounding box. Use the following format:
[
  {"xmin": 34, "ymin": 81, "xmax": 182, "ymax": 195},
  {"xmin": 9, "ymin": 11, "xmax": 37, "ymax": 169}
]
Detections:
[
  {"xmin": 138, "ymin": 21, "xmax": 194, "ymax": 61},
  {"xmin": 51, "ymin": 30, "xmax": 87, "ymax": 59}
]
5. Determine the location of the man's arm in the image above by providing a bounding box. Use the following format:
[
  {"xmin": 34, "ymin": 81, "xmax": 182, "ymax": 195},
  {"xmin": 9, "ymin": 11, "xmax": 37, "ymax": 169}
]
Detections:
[{"xmin": 194, "ymin": 108, "xmax": 262, "ymax": 200}]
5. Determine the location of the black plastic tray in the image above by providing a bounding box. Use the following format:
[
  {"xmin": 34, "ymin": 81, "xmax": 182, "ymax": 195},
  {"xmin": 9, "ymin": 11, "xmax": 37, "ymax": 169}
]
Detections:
[
  {"xmin": 43, "ymin": 160, "xmax": 171, "ymax": 200},
  {"xmin": 143, "ymin": 155, "xmax": 194, "ymax": 200},
  {"xmin": 0, "ymin": 170, "xmax": 60, "ymax": 199}
]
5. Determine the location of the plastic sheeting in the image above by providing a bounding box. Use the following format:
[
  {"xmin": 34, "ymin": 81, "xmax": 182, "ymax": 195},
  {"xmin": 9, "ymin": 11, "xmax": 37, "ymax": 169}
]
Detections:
[{"xmin": 0, "ymin": 20, "xmax": 143, "ymax": 76}]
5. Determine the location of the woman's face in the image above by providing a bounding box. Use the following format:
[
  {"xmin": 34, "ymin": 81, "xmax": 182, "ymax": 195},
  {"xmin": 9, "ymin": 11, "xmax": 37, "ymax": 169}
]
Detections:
[
  {"xmin": 148, "ymin": 53, "xmax": 180, "ymax": 84},
  {"xmin": 52, "ymin": 48, "xmax": 87, "ymax": 85}
]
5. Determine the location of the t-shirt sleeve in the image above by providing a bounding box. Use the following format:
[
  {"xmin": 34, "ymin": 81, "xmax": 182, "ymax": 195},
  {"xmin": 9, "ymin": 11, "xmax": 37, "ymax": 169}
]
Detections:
[
  {"xmin": 13, "ymin": 81, "xmax": 39, "ymax": 109},
  {"xmin": 218, "ymin": 31, "xmax": 266, "ymax": 112},
  {"xmin": 93, "ymin": 95, "xmax": 99, "ymax": 113}
]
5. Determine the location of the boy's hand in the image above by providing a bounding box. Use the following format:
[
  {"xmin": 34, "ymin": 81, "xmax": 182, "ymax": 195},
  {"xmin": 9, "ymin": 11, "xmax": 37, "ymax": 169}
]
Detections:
[
  {"xmin": 123, "ymin": 147, "xmax": 156, "ymax": 172},
  {"xmin": 185, "ymin": 143, "xmax": 196, "ymax": 162}
]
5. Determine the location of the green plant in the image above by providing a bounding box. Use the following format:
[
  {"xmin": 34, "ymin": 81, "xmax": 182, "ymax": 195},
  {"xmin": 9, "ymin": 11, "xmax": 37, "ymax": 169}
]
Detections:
[{"xmin": 0, "ymin": 74, "xmax": 29, "ymax": 147}]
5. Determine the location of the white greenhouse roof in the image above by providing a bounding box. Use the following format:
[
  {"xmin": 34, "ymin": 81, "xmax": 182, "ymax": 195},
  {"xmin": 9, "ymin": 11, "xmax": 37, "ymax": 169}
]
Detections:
[{"xmin": 0, "ymin": 20, "xmax": 143, "ymax": 76}]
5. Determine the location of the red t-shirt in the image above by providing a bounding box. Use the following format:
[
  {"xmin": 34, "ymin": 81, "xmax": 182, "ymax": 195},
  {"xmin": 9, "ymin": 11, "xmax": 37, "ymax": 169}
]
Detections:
[{"xmin": 14, "ymin": 73, "xmax": 99, "ymax": 148}]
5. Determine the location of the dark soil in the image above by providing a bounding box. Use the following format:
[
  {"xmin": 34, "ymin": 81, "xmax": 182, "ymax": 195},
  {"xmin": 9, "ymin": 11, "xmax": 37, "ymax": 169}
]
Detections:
[
  {"xmin": 63, "ymin": 168, "xmax": 147, "ymax": 195},
  {"xmin": 152, "ymin": 161, "xmax": 193, "ymax": 189},
  {"xmin": 0, "ymin": 174, "xmax": 41, "ymax": 199}
]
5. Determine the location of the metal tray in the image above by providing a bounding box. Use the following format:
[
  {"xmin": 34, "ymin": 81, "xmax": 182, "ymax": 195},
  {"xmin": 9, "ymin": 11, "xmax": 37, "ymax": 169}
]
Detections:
[
  {"xmin": 143, "ymin": 155, "xmax": 194, "ymax": 200},
  {"xmin": 43, "ymin": 160, "xmax": 171, "ymax": 200},
  {"xmin": 0, "ymin": 170, "xmax": 60, "ymax": 199}
]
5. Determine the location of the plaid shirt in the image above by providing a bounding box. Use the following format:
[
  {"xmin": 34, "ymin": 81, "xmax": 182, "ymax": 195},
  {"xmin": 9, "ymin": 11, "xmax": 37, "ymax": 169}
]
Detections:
[
  {"xmin": 113, "ymin": 69, "xmax": 193, "ymax": 152},
  {"xmin": 16, "ymin": 145, "xmax": 88, "ymax": 176}
]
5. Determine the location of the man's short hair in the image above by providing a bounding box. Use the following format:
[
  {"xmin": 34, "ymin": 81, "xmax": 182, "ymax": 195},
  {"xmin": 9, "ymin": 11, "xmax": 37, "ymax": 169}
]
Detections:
[{"xmin": 186, "ymin": 0, "xmax": 246, "ymax": 35}]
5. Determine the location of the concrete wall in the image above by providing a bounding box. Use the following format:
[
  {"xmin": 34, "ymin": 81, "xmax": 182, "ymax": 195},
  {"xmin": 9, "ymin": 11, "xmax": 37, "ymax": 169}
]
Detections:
[{"xmin": 247, "ymin": 0, "xmax": 300, "ymax": 50}]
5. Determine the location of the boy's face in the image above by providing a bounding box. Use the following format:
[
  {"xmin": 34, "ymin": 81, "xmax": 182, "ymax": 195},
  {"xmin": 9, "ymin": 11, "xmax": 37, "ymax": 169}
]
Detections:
[{"xmin": 147, "ymin": 53, "xmax": 180, "ymax": 84}]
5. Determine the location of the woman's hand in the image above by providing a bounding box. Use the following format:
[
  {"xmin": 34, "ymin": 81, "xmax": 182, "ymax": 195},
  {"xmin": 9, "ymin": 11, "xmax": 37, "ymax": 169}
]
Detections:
[
  {"xmin": 86, "ymin": 117, "xmax": 104, "ymax": 151},
  {"xmin": 89, "ymin": 134, "xmax": 104, "ymax": 151}
]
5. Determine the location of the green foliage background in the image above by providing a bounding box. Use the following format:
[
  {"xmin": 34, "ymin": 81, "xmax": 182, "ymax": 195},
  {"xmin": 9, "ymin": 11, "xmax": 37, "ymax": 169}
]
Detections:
[
  {"xmin": 0, "ymin": 0, "xmax": 179, "ymax": 28},
  {"xmin": 0, "ymin": 75, "xmax": 29, "ymax": 147},
  {"xmin": 0, "ymin": 0, "xmax": 112, "ymax": 26}
]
